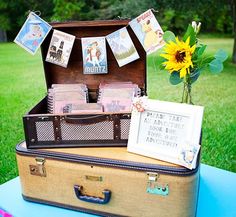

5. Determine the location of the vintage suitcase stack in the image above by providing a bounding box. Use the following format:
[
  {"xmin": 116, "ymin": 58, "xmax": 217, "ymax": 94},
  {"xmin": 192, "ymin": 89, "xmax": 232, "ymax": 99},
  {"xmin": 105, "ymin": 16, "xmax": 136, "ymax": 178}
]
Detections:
[{"xmin": 16, "ymin": 20, "xmax": 200, "ymax": 217}]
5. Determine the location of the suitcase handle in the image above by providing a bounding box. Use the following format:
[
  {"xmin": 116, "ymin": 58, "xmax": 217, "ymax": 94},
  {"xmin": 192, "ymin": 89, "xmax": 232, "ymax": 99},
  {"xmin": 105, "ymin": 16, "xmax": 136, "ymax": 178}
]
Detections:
[
  {"xmin": 63, "ymin": 114, "xmax": 109, "ymax": 125},
  {"xmin": 74, "ymin": 185, "xmax": 111, "ymax": 204}
]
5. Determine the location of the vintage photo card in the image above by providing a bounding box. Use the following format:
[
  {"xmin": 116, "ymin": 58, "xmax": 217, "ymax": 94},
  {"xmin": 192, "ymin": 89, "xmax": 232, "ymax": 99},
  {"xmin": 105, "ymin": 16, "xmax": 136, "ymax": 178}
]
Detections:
[
  {"xmin": 128, "ymin": 98, "xmax": 204, "ymax": 169},
  {"xmin": 106, "ymin": 27, "xmax": 140, "ymax": 67},
  {"xmin": 81, "ymin": 37, "xmax": 108, "ymax": 74},
  {"xmin": 129, "ymin": 9, "xmax": 164, "ymax": 55},
  {"xmin": 14, "ymin": 12, "xmax": 52, "ymax": 55},
  {"xmin": 46, "ymin": 30, "xmax": 75, "ymax": 67}
]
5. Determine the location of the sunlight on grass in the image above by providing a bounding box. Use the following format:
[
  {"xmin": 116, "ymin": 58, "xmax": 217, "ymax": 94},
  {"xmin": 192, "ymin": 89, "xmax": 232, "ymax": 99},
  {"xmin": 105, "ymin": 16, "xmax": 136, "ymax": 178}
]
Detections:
[{"xmin": 0, "ymin": 43, "xmax": 46, "ymax": 184}]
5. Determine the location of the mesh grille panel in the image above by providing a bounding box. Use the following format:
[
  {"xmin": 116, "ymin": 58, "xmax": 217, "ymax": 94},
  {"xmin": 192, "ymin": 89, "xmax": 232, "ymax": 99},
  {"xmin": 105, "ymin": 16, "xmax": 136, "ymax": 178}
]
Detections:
[
  {"xmin": 120, "ymin": 119, "xmax": 131, "ymax": 140},
  {"xmin": 35, "ymin": 121, "xmax": 54, "ymax": 141},
  {"xmin": 61, "ymin": 121, "xmax": 114, "ymax": 140}
]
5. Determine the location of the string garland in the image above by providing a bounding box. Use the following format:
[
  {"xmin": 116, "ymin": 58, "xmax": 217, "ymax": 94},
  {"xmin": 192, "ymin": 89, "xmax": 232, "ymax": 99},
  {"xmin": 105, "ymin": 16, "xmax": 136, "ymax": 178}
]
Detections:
[
  {"xmin": 27, "ymin": 8, "xmax": 159, "ymax": 41},
  {"xmin": 15, "ymin": 8, "xmax": 164, "ymax": 70}
]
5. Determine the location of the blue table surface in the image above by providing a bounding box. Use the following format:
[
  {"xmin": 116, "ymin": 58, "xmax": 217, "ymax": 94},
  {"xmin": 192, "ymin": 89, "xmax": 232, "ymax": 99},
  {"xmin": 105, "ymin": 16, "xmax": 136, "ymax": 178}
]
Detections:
[{"xmin": 0, "ymin": 164, "xmax": 235, "ymax": 217}]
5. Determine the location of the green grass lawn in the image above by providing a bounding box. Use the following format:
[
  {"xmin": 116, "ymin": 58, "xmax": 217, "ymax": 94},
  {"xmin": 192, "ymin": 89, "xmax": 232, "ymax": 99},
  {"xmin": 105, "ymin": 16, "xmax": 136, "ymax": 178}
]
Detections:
[{"xmin": 0, "ymin": 38, "xmax": 236, "ymax": 185}]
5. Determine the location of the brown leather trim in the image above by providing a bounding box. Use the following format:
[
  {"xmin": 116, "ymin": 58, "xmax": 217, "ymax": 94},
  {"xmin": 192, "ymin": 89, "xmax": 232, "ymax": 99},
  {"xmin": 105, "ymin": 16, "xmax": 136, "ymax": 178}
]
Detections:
[
  {"xmin": 27, "ymin": 141, "xmax": 127, "ymax": 149},
  {"xmin": 22, "ymin": 194, "xmax": 125, "ymax": 217},
  {"xmin": 23, "ymin": 116, "xmax": 31, "ymax": 147},
  {"xmin": 63, "ymin": 114, "xmax": 110, "ymax": 125},
  {"xmin": 23, "ymin": 116, "xmax": 37, "ymax": 144},
  {"xmin": 113, "ymin": 114, "xmax": 121, "ymax": 140},
  {"xmin": 53, "ymin": 116, "xmax": 62, "ymax": 142}
]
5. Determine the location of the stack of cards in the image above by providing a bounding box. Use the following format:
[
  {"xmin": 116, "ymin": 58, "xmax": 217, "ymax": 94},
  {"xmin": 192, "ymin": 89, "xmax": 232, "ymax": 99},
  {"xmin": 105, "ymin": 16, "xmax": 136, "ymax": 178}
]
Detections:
[
  {"xmin": 47, "ymin": 84, "xmax": 88, "ymax": 114},
  {"xmin": 47, "ymin": 82, "xmax": 141, "ymax": 114},
  {"xmin": 98, "ymin": 82, "xmax": 141, "ymax": 112},
  {"xmin": 63, "ymin": 103, "xmax": 103, "ymax": 114}
]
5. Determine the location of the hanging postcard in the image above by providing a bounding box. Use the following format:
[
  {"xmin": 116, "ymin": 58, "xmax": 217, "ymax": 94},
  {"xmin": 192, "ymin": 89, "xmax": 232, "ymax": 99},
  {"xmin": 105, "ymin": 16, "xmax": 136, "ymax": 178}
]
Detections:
[
  {"xmin": 129, "ymin": 9, "xmax": 164, "ymax": 55},
  {"xmin": 14, "ymin": 12, "xmax": 52, "ymax": 55},
  {"xmin": 106, "ymin": 27, "xmax": 139, "ymax": 67},
  {"xmin": 45, "ymin": 30, "xmax": 75, "ymax": 68},
  {"xmin": 81, "ymin": 37, "xmax": 108, "ymax": 74}
]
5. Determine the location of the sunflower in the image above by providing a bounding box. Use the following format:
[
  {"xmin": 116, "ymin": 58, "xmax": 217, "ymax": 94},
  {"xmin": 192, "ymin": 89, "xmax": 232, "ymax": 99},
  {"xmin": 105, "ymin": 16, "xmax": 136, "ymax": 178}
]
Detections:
[{"xmin": 160, "ymin": 37, "xmax": 196, "ymax": 78}]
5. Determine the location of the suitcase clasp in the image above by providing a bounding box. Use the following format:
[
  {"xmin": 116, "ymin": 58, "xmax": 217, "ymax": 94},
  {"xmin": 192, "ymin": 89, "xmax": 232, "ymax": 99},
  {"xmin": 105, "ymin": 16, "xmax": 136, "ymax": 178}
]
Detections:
[
  {"xmin": 146, "ymin": 172, "xmax": 169, "ymax": 196},
  {"xmin": 29, "ymin": 157, "xmax": 46, "ymax": 177}
]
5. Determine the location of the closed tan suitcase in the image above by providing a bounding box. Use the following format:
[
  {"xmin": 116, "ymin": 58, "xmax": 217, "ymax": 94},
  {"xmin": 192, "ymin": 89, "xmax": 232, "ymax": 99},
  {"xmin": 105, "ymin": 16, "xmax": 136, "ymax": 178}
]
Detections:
[{"xmin": 16, "ymin": 141, "xmax": 199, "ymax": 217}]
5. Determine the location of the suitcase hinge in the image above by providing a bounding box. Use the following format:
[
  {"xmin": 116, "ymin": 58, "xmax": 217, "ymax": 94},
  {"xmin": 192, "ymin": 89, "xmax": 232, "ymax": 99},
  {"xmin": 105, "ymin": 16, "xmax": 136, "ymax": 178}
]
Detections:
[
  {"xmin": 146, "ymin": 172, "xmax": 169, "ymax": 196},
  {"xmin": 29, "ymin": 157, "xmax": 46, "ymax": 177}
]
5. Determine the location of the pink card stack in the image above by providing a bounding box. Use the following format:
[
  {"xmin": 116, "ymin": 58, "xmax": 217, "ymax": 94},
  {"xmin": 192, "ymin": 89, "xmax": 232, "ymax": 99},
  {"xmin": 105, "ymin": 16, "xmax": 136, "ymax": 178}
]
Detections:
[
  {"xmin": 98, "ymin": 82, "xmax": 141, "ymax": 112},
  {"xmin": 47, "ymin": 84, "xmax": 88, "ymax": 114}
]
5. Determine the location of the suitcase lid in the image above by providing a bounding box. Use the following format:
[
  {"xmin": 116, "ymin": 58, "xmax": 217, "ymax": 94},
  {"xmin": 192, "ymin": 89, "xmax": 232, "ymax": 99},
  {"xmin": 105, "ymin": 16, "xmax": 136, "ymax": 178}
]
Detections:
[
  {"xmin": 41, "ymin": 20, "xmax": 147, "ymax": 93},
  {"xmin": 16, "ymin": 141, "xmax": 199, "ymax": 176}
]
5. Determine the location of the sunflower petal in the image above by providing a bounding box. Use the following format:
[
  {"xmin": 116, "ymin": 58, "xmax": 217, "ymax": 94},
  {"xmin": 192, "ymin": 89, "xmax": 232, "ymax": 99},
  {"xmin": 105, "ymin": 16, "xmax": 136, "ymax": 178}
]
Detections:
[
  {"xmin": 185, "ymin": 37, "xmax": 190, "ymax": 45},
  {"xmin": 180, "ymin": 68, "xmax": 187, "ymax": 78}
]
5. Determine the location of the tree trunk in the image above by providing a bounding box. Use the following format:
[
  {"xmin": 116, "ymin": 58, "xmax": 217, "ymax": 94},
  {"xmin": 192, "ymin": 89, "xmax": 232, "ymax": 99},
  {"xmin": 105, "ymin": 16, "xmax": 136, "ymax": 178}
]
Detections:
[
  {"xmin": 0, "ymin": 29, "xmax": 7, "ymax": 42},
  {"xmin": 232, "ymin": 0, "xmax": 236, "ymax": 63}
]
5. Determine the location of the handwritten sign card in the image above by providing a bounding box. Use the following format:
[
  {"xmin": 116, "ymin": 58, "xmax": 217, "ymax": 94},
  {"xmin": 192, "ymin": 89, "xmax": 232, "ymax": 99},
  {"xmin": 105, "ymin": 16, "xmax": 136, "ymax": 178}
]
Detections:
[{"xmin": 128, "ymin": 98, "xmax": 204, "ymax": 169}]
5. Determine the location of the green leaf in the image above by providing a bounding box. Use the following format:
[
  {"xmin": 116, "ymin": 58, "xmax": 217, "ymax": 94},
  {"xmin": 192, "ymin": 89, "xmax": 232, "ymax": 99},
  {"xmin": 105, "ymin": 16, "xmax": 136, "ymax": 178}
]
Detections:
[
  {"xmin": 183, "ymin": 25, "xmax": 196, "ymax": 46},
  {"xmin": 159, "ymin": 64, "xmax": 165, "ymax": 70},
  {"xmin": 197, "ymin": 44, "xmax": 207, "ymax": 56},
  {"xmin": 190, "ymin": 69, "xmax": 201, "ymax": 84},
  {"xmin": 169, "ymin": 71, "xmax": 183, "ymax": 85},
  {"xmin": 209, "ymin": 59, "xmax": 223, "ymax": 73},
  {"xmin": 157, "ymin": 55, "xmax": 166, "ymax": 64},
  {"xmin": 214, "ymin": 49, "xmax": 228, "ymax": 62},
  {"xmin": 163, "ymin": 31, "xmax": 176, "ymax": 43},
  {"xmin": 157, "ymin": 56, "xmax": 166, "ymax": 70}
]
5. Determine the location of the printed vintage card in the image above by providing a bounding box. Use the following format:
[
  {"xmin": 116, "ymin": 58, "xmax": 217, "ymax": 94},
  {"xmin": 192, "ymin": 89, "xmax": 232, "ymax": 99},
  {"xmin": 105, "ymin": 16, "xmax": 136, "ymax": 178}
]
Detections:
[
  {"xmin": 81, "ymin": 37, "xmax": 108, "ymax": 74},
  {"xmin": 106, "ymin": 27, "xmax": 139, "ymax": 67},
  {"xmin": 14, "ymin": 12, "xmax": 52, "ymax": 55},
  {"xmin": 46, "ymin": 30, "xmax": 75, "ymax": 68},
  {"xmin": 129, "ymin": 9, "xmax": 164, "ymax": 54}
]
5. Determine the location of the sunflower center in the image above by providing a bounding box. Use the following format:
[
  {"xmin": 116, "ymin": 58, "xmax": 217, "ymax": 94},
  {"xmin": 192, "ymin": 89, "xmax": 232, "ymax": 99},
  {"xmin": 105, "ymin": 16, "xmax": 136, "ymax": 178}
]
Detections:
[{"xmin": 175, "ymin": 51, "xmax": 186, "ymax": 63}]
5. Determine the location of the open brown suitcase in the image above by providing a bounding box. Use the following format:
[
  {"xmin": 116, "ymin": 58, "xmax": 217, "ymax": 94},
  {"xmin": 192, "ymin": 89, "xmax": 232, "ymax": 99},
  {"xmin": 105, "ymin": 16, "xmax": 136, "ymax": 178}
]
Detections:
[
  {"xmin": 16, "ymin": 141, "xmax": 199, "ymax": 217},
  {"xmin": 23, "ymin": 20, "xmax": 146, "ymax": 149}
]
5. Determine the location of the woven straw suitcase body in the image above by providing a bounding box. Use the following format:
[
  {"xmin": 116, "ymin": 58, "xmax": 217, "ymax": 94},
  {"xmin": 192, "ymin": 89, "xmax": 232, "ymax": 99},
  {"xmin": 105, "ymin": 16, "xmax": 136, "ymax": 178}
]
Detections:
[{"xmin": 16, "ymin": 141, "xmax": 199, "ymax": 217}]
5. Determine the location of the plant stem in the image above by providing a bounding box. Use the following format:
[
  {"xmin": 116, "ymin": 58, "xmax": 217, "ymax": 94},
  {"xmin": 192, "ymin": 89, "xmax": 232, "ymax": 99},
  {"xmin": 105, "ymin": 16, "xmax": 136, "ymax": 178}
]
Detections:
[{"xmin": 182, "ymin": 74, "xmax": 193, "ymax": 104}]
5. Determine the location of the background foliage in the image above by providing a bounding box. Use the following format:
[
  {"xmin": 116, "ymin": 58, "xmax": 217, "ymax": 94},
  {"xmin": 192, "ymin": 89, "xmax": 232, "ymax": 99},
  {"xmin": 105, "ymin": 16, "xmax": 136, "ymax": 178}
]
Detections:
[{"xmin": 0, "ymin": 0, "xmax": 234, "ymax": 40}]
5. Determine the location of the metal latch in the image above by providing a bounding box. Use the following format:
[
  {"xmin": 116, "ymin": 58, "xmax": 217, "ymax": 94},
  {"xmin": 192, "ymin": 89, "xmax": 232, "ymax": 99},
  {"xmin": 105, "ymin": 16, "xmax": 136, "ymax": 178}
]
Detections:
[
  {"xmin": 146, "ymin": 172, "xmax": 169, "ymax": 196},
  {"xmin": 29, "ymin": 157, "xmax": 46, "ymax": 177}
]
